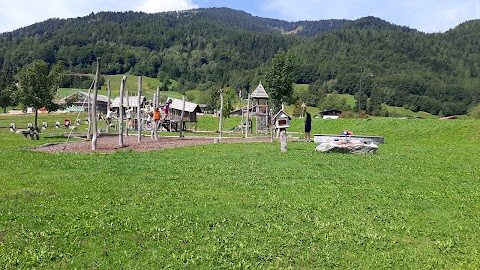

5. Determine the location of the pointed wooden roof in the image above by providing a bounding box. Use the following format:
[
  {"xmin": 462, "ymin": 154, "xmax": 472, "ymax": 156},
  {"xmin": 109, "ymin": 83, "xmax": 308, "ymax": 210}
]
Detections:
[
  {"xmin": 273, "ymin": 109, "xmax": 292, "ymax": 121},
  {"xmin": 250, "ymin": 82, "xmax": 269, "ymax": 99}
]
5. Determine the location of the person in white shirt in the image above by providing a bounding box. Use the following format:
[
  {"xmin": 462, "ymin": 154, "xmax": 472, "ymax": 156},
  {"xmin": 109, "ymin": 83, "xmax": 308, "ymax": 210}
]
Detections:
[
  {"xmin": 106, "ymin": 109, "xmax": 115, "ymax": 126},
  {"xmin": 126, "ymin": 108, "xmax": 133, "ymax": 130}
]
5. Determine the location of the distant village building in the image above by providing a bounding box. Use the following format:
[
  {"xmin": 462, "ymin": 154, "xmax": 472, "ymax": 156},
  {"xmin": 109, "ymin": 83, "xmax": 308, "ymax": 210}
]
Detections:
[
  {"xmin": 111, "ymin": 96, "xmax": 146, "ymax": 111},
  {"xmin": 58, "ymin": 91, "xmax": 111, "ymax": 114},
  {"xmin": 321, "ymin": 109, "xmax": 342, "ymax": 119}
]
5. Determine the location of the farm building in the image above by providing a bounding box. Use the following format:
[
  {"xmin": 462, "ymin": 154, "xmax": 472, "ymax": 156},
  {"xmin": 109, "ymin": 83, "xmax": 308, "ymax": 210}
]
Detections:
[
  {"xmin": 111, "ymin": 96, "xmax": 147, "ymax": 110},
  {"xmin": 58, "ymin": 91, "xmax": 111, "ymax": 114},
  {"xmin": 320, "ymin": 109, "xmax": 342, "ymax": 119}
]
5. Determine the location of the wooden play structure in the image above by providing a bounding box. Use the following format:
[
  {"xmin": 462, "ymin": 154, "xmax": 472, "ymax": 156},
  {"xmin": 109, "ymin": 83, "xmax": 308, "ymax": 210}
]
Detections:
[
  {"xmin": 159, "ymin": 97, "xmax": 202, "ymax": 132},
  {"xmin": 242, "ymin": 82, "xmax": 271, "ymax": 137}
]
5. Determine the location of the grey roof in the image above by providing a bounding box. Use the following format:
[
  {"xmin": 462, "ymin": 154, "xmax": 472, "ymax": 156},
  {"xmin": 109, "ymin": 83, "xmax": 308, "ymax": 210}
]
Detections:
[
  {"xmin": 111, "ymin": 96, "xmax": 146, "ymax": 108},
  {"xmin": 250, "ymin": 82, "xmax": 269, "ymax": 99},
  {"xmin": 167, "ymin": 97, "xmax": 201, "ymax": 113},
  {"xmin": 58, "ymin": 91, "xmax": 110, "ymax": 104}
]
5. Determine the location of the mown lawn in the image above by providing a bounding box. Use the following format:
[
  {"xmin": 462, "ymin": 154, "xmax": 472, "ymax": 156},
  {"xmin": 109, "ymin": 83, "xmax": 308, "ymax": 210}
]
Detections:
[{"xmin": 1, "ymin": 114, "xmax": 479, "ymax": 269}]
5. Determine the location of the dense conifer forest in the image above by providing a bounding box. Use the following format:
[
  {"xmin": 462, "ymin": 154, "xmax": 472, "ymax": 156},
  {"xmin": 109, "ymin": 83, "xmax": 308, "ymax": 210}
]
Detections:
[{"xmin": 1, "ymin": 7, "xmax": 479, "ymax": 115}]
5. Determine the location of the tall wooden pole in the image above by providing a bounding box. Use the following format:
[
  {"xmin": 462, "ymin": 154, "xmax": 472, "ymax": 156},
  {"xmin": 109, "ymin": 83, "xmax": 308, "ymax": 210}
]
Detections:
[
  {"xmin": 270, "ymin": 108, "xmax": 274, "ymax": 143},
  {"xmin": 92, "ymin": 58, "xmax": 100, "ymax": 150},
  {"xmin": 153, "ymin": 105, "xmax": 158, "ymax": 140},
  {"xmin": 245, "ymin": 94, "xmax": 251, "ymax": 139},
  {"xmin": 119, "ymin": 75, "xmax": 127, "ymax": 147},
  {"xmin": 153, "ymin": 94, "xmax": 157, "ymax": 112},
  {"xmin": 125, "ymin": 87, "xmax": 129, "ymax": 136},
  {"xmin": 153, "ymin": 86, "xmax": 160, "ymax": 140},
  {"xmin": 280, "ymin": 102, "xmax": 287, "ymax": 152},
  {"xmin": 137, "ymin": 76, "xmax": 142, "ymax": 143},
  {"xmin": 219, "ymin": 90, "xmax": 224, "ymax": 140},
  {"xmin": 87, "ymin": 84, "xmax": 92, "ymax": 140},
  {"xmin": 106, "ymin": 79, "xmax": 111, "ymax": 133},
  {"xmin": 179, "ymin": 95, "xmax": 186, "ymax": 138},
  {"xmin": 280, "ymin": 129, "xmax": 287, "ymax": 152}
]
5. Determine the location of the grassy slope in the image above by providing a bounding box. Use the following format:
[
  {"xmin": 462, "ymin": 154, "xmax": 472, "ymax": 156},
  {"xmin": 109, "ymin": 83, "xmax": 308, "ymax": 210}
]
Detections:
[
  {"xmin": 386, "ymin": 105, "xmax": 438, "ymax": 119},
  {"xmin": 1, "ymin": 115, "xmax": 480, "ymax": 268},
  {"xmin": 294, "ymin": 84, "xmax": 436, "ymax": 118},
  {"xmin": 58, "ymin": 75, "xmax": 182, "ymax": 102}
]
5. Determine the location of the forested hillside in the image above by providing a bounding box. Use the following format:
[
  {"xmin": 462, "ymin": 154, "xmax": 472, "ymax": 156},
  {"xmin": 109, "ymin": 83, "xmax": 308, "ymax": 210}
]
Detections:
[{"xmin": 0, "ymin": 8, "xmax": 479, "ymax": 116}]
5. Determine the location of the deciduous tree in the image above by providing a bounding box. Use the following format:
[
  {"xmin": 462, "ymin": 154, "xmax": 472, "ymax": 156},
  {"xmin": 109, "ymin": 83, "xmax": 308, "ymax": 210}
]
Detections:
[
  {"xmin": 265, "ymin": 51, "xmax": 295, "ymax": 110},
  {"xmin": 18, "ymin": 61, "xmax": 63, "ymax": 127},
  {"xmin": 0, "ymin": 68, "xmax": 18, "ymax": 113}
]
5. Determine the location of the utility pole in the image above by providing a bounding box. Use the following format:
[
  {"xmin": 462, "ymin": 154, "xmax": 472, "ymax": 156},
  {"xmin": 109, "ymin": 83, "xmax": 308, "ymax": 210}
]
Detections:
[
  {"xmin": 358, "ymin": 71, "xmax": 375, "ymax": 118},
  {"xmin": 358, "ymin": 75, "xmax": 363, "ymax": 118}
]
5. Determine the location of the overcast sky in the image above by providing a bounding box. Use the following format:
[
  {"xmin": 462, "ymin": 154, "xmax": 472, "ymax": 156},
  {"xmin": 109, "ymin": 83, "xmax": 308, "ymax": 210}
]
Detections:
[{"xmin": 0, "ymin": 0, "xmax": 479, "ymax": 34}]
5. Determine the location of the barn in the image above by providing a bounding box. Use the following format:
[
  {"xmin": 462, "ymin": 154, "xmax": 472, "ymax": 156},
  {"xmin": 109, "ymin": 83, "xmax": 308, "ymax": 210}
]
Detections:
[
  {"xmin": 320, "ymin": 109, "xmax": 342, "ymax": 119},
  {"xmin": 58, "ymin": 91, "xmax": 111, "ymax": 114}
]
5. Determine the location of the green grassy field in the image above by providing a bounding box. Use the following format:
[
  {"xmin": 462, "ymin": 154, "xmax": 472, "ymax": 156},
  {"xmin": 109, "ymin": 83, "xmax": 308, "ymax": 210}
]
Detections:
[
  {"xmin": 1, "ymin": 113, "xmax": 480, "ymax": 269},
  {"xmin": 293, "ymin": 83, "xmax": 437, "ymax": 119},
  {"xmin": 100, "ymin": 75, "xmax": 180, "ymax": 100}
]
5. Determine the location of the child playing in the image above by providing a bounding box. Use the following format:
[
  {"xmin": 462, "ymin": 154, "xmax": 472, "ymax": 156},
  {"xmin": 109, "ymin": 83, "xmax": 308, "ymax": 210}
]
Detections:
[{"xmin": 163, "ymin": 99, "xmax": 172, "ymax": 120}]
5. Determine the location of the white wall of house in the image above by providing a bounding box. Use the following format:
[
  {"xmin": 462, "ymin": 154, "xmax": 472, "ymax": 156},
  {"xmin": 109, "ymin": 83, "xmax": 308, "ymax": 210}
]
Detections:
[{"xmin": 323, "ymin": 115, "xmax": 339, "ymax": 119}]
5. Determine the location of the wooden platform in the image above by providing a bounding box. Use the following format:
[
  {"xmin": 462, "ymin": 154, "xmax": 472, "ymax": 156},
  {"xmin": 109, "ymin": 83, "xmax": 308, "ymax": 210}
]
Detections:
[{"xmin": 314, "ymin": 134, "xmax": 384, "ymax": 144}]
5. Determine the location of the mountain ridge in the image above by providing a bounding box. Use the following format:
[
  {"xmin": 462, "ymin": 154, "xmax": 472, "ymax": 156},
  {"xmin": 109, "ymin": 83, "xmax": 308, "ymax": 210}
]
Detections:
[{"xmin": 1, "ymin": 7, "xmax": 414, "ymax": 38}]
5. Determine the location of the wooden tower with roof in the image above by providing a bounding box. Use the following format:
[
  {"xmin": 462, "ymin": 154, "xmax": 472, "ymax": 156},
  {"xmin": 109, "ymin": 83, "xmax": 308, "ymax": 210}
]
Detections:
[{"xmin": 249, "ymin": 82, "xmax": 270, "ymax": 133}]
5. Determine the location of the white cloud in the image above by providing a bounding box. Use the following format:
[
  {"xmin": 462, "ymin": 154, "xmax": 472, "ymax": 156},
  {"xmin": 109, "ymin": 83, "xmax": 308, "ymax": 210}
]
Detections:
[
  {"xmin": 0, "ymin": 0, "xmax": 199, "ymax": 33},
  {"xmin": 0, "ymin": 0, "xmax": 78, "ymax": 33},
  {"xmin": 135, "ymin": 0, "xmax": 198, "ymax": 13},
  {"xmin": 261, "ymin": 0, "xmax": 480, "ymax": 33}
]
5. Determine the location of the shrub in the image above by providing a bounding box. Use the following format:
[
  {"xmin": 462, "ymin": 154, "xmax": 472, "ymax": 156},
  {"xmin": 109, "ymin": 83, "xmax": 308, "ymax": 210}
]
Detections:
[{"xmin": 468, "ymin": 104, "xmax": 480, "ymax": 119}]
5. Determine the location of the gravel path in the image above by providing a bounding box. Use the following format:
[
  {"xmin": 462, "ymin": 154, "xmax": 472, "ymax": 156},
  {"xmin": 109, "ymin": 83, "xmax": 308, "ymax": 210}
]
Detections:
[{"xmin": 31, "ymin": 134, "xmax": 275, "ymax": 153}]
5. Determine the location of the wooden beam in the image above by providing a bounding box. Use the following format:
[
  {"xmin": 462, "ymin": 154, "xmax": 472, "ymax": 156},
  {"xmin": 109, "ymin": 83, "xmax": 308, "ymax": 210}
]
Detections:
[
  {"xmin": 137, "ymin": 76, "xmax": 142, "ymax": 143},
  {"xmin": 119, "ymin": 75, "xmax": 127, "ymax": 147},
  {"xmin": 91, "ymin": 57, "xmax": 100, "ymax": 151}
]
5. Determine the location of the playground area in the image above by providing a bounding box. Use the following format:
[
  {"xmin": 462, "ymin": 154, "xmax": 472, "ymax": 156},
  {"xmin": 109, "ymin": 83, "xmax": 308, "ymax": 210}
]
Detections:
[{"xmin": 30, "ymin": 134, "xmax": 273, "ymax": 153}]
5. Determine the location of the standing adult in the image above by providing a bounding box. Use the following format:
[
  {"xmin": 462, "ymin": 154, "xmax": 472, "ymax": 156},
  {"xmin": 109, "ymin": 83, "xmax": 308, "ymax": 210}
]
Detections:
[{"xmin": 304, "ymin": 111, "xmax": 312, "ymax": 142}]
